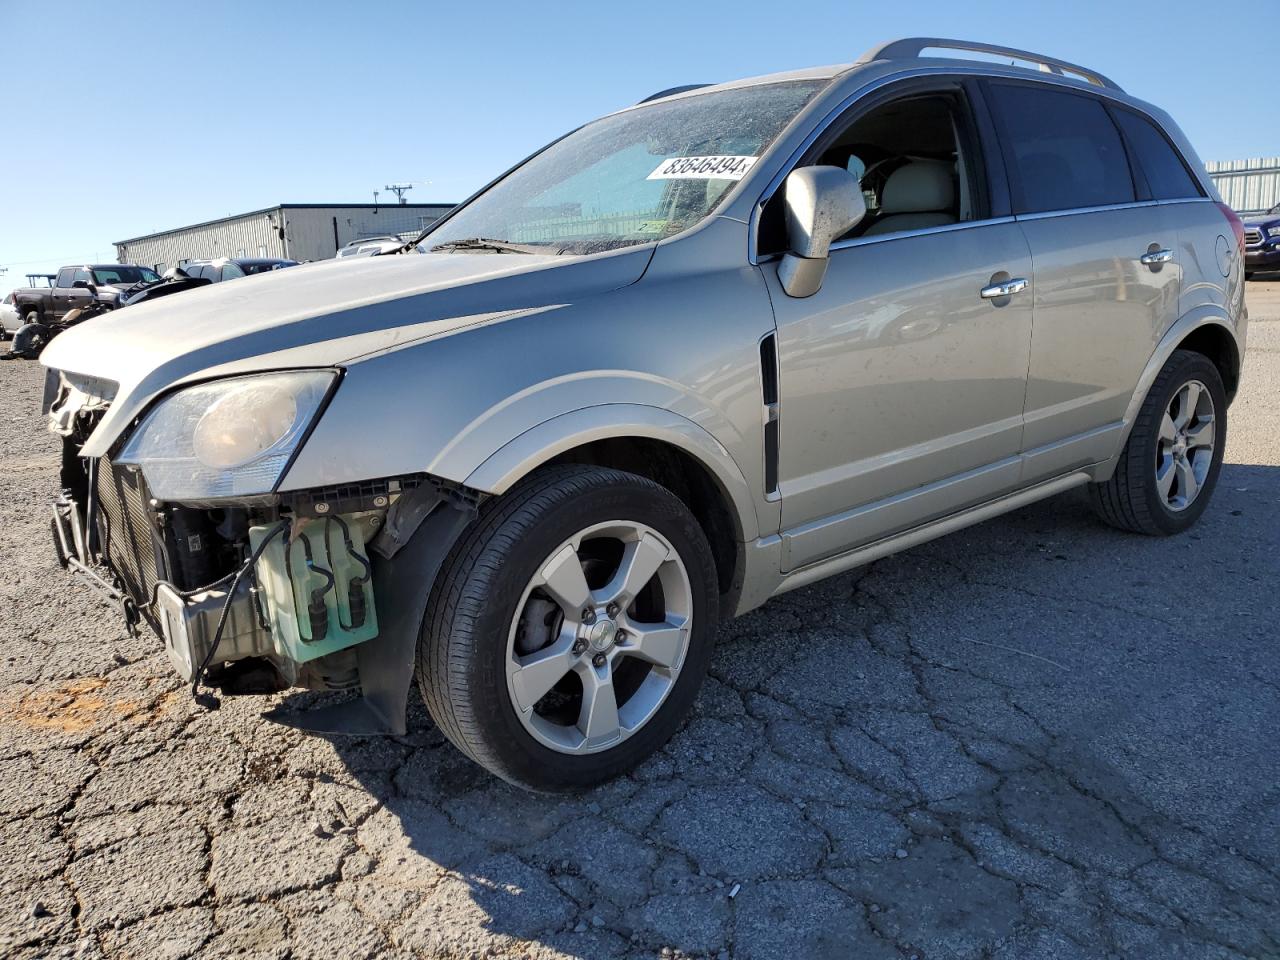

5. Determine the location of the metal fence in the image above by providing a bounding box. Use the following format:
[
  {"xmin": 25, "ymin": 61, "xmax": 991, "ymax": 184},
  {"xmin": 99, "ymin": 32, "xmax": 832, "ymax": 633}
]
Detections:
[{"xmin": 1206, "ymin": 158, "xmax": 1280, "ymax": 215}]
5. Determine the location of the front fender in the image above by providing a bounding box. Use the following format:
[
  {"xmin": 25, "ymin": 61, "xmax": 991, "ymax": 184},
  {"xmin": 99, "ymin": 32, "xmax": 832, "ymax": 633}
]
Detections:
[{"xmin": 461, "ymin": 402, "xmax": 762, "ymax": 542}]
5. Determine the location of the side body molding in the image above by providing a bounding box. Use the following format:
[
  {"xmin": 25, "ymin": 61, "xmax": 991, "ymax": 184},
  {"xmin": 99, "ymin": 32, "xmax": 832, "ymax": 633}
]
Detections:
[
  {"xmin": 460, "ymin": 403, "xmax": 762, "ymax": 543},
  {"xmin": 1092, "ymin": 305, "xmax": 1244, "ymax": 482}
]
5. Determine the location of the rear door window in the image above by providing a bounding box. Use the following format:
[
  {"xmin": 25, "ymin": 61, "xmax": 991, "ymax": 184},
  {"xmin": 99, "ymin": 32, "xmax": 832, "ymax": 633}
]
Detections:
[
  {"xmin": 986, "ymin": 82, "xmax": 1135, "ymax": 214},
  {"xmin": 1112, "ymin": 108, "xmax": 1201, "ymax": 201}
]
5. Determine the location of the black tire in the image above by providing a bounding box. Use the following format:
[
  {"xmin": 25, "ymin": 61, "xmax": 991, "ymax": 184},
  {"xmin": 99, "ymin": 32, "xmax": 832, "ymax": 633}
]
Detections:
[
  {"xmin": 417, "ymin": 464, "xmax": 719, "ymax": 792},
  {"xmin": 1088, "ymin": 349, "xmax": 1227, "ymax": 535}
]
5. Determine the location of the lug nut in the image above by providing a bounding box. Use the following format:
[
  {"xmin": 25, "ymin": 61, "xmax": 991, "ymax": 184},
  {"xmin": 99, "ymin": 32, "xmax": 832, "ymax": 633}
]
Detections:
[
  {"xmin": 616, "ymin": 630, "xmax": 628, "ymax": 643},
  {"xmin": 592, "ymin": 653, "xmax": 607, "ymax": 667},
  {"xmin": 582, "ymin": 609, "xmax": 595, "ymax": 624},
  {"xmin": 606, "ymin": 603, "xmax": 619, "ymax": 617},
  {"xmin": 572, "ymin": 639, "xmax": 587, "ymax": 655}
]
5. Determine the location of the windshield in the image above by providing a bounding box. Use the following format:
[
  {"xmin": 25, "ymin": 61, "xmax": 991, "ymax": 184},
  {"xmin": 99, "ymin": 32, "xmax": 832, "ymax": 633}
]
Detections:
[
  {"xmin": 423, "ymin": 80, "xmax": 825, "ymax": 255},
  {"xmin": 93, "ymin": 266, "xmax": 160, "ymax": 286}
]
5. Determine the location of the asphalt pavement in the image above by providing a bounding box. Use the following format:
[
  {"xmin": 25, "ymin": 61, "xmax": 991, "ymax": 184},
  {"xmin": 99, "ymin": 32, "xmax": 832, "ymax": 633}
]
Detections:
[{"xmin": 1, "ymin": 283, "xmax": 1277, "ymax": 959}]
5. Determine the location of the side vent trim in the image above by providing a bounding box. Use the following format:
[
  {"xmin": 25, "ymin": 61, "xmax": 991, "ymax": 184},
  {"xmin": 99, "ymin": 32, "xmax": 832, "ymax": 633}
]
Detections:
[{"xmin": 760, "ymin": 333, "xmax": 780, "ymax": 497}]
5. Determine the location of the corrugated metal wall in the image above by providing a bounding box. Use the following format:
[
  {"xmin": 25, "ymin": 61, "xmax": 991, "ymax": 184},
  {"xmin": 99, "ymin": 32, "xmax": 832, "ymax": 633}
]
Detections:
[
  {"xmin": 115, "ymin": 204, "xmax": 455, "ymax": 269},
  {"xmin": 116, "ymin": 211, "xmax": 285, "ymax": 272},
  {"xmin": 1206, "ymin": 158, "xmax": 1280, "ymax": 215},
  {"xmin": 285, "ymin": 205, "xmax": 454, "ymax": 261}
]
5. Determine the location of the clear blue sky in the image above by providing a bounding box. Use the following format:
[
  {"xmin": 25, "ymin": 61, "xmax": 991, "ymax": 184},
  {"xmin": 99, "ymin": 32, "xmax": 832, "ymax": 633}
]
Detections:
[{"xmin": 2, "ymin": 0, "xmax": 1275, "ymax": 281}]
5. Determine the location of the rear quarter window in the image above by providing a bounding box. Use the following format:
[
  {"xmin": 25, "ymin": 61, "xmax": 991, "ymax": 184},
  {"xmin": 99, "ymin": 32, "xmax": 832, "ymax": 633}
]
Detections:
[
  {"xmin": 987, "ymin": 82, "xmax": 1135, "ymax": 214},
  {"xmin": 1112, "ymin": 108, "xmax": 1202, "ymax": 201}
]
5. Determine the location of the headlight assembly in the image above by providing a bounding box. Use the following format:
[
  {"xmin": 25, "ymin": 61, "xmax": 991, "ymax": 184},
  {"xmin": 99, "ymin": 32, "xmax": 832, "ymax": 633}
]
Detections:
[{"xmin": 117, "ymin": 370, "xmax": 337, "ymax": 501}]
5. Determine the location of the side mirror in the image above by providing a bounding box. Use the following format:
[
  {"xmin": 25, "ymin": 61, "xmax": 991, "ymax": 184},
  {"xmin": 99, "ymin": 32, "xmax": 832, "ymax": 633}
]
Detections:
[
  {"xmin": 71, "ymin": 280, "xmax": 91, "ymax": 290},
  {"xmin": 777, "ymin": 165, "xmax": 866, "ymax": 298}
]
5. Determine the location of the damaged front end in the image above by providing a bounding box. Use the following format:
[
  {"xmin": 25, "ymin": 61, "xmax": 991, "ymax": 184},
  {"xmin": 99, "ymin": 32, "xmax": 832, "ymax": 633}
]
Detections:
[{"xmin": 46, "ymin": 368, "xmax": 478, "ymax": 735}]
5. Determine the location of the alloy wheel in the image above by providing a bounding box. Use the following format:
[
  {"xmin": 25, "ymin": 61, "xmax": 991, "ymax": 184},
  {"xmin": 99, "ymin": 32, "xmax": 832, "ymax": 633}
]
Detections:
[
  {"xmin": 505, "ymin": 520, "xmax": 693, "ymax": 754},
  {"xmin": 1156, "ymin": 379, "xmax": 1215, "ymax": 512}
]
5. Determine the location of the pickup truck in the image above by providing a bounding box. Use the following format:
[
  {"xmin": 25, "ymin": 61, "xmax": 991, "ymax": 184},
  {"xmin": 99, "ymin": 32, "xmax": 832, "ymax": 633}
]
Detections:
[{"xmin": 12, "ymin": 264, "xmax": 161, "ymax": 326}]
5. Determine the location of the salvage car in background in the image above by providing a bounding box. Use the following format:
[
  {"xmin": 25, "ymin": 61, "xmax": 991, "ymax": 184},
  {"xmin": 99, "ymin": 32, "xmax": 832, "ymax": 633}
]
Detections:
[
  {"xmin": 7, "ymin": 264, "xmax": 161, "ymax": 359},
  {"xmin": 0, "ymin": 292, "xmax": 19, "ymax": 340},
  {"xmin": 40, "ymin": 38, "xmax": 1246, "ymax": 792},
  {"xmin": 13, "ymin": 264, "xmax": 160, "ymax": 327},
  {"xmin": 335, "ymin": 236, "xmax": 404, "ymax": 258},
  {"xmin": 179, "ymin": 257, "xmax": 299, "ymax": 282}
]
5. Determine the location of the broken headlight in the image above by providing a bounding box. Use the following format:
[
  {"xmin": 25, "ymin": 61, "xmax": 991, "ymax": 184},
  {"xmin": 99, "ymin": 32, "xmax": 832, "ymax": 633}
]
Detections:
[{"xmin": 117, "ymin": 370, "xmax": 337, "ymax": 501}]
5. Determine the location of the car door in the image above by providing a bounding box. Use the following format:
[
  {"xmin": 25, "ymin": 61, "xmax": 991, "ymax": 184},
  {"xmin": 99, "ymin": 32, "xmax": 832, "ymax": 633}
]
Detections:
[
  {"xmin": 66, "ymin": 268, "xmax": 96, "ymax": 316},
  {"xmin": 761, "ymin": 80, "xmax": 1034, "ymax": 572},
  {"xmin": 49, "ymin": 268, "xmax": 80, "ymax": 321},
  {"xmin": 984, "ymin": 80, "xmax": 1183, "ymax": 484}
]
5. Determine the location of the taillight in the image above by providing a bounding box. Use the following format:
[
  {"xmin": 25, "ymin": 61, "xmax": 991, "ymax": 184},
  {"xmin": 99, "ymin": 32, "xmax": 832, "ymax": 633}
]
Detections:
[{"xmin": 1217, "ymin": 202, "xmax": 1246, "ymax": 253}]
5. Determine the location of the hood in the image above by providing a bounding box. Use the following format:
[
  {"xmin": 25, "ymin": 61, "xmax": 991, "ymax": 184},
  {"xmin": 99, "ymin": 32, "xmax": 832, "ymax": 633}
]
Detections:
[
  {"xmin": 44, "ymin": 248, "xmax": 651, "ymax": 458},
  {"xmin": 1242, "ymin": 213, "xmax": 1280, "ymax": 227}
]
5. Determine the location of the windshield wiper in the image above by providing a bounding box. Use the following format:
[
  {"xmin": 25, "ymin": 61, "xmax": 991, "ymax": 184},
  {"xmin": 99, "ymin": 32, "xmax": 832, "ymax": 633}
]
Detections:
[{"xmin": 428, "ymin": 237, "xmax": 560, "ymax": 255}]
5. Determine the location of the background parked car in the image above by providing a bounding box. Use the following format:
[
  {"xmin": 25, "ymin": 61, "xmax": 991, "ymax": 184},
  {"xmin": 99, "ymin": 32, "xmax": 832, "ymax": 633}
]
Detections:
[
  {"xmin": 334, "ymin": 236, "xmax": 403, "ymax": 258},
  {"xmin": 0, "ymin": 292, "xmax": 19, "ymax": 340},
  {"xmin": 12, "ymin": 264, "xmax": 160, "ymax": 326},
  {"xmin": 1243, "ymin": 202, "xmax": 1280, "ymax": 278},
  {"xmin": 178, "ymin": 257, "xmax": 299, "ymax": 282}
]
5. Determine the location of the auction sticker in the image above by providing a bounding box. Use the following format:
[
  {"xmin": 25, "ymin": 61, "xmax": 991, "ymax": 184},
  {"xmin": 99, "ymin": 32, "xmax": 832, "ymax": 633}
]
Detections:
[{"xmin": 647, "ymin": 156, "xmax": 758, "ymax": 180}]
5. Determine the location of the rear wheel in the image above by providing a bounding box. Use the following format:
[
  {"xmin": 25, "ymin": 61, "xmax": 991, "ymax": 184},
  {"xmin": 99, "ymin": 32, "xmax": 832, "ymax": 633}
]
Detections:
[
  {"xmin": 417, "ymin": 464, "xmax": 719, "ymax": 792},
  {"xmin": 1088, "ymin": 349, "xmax": 1226, "ymax": 535}
]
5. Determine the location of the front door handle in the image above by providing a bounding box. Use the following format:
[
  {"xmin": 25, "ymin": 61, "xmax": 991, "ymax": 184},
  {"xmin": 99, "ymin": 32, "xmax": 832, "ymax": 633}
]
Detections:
[
  {"xmin": 1140, "ymin": 248, "xmax": 1173, "ymax": 265},
  {"xmin": 979, "ymin": 277, "xmax": 1028, "ymax": 299}
]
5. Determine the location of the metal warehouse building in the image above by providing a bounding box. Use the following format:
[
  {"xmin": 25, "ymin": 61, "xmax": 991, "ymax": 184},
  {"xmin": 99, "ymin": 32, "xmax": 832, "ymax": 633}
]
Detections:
[
  {"xmin": 1207, "ymin": 158, "xmax": 1280, "ymax": 215},
  {"xmin": 114, "ymin": 202, "xmax": 455, "ymax": 271}
]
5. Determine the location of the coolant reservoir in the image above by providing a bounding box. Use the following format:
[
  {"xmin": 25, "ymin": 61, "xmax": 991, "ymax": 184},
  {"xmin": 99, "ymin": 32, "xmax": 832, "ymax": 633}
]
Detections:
[{"xmin": 249, "ymin": 516, "xmax": 379, "ymax": 662}]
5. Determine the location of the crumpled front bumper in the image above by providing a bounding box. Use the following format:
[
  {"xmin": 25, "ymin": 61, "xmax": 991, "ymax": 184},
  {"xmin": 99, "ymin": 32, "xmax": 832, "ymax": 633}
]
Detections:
[{"xmin": 52, "ymin": 468, "xmax": 478, "ymax": 736}]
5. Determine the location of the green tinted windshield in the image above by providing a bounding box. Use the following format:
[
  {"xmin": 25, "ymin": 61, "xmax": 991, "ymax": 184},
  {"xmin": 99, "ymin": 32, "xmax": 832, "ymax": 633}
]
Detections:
[{"xmin": 425, "ymin": 80, "xmax": 825, "ymax": 255}]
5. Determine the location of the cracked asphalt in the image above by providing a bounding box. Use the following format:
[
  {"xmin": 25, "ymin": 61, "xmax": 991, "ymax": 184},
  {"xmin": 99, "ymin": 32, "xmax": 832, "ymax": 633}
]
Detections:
[{"xmin": 2, "ymin": 284, "xmax": 1278, "ymax": 960}]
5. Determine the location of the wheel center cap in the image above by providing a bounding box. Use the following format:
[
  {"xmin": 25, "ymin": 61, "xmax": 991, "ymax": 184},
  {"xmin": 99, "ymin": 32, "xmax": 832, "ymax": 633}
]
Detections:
[
  {"xmin": 587, "ymin": 619, "xmax": 618, "ymax": 653},
  {"xmin": 1173, "ymin": 438, "xmax": 1187, "ymax": 458}
]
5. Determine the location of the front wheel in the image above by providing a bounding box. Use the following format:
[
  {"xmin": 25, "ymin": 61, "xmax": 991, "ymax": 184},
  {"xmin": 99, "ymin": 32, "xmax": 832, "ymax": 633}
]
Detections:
[
  {"xmin": 417, "ymin": 464, "xmax": 719, "ymax": 792},
  {"xmin": 1088, "ymin": 349, "xmax": 1226, "ymax": 535}
]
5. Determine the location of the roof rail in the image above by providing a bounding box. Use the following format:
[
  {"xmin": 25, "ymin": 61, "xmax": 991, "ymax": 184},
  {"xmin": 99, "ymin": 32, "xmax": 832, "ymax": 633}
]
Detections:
[
  {"xmin": 857, "ymin": 37, "xmax": 1122, "ymax": 92},
  {"xmin": 638, "ymin": 83, "xmax": 712, "ymax": 104}
]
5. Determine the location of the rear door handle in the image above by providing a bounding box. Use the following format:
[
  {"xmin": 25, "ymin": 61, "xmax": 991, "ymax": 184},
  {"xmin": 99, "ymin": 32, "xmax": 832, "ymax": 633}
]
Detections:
[
  {"xmin": 979, "ymin": 277, "xmax": 1028, "ymax": 299},
  {"xmin": 1140, "ymin": 248, "xmax": 1173, "ymax": 265}
]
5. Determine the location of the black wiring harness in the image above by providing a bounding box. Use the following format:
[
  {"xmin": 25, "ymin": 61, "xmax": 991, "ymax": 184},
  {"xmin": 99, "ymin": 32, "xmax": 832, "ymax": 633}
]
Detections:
[{"xmin": 190, "ymin": 519, "xmax": 289, "ymax": 709}]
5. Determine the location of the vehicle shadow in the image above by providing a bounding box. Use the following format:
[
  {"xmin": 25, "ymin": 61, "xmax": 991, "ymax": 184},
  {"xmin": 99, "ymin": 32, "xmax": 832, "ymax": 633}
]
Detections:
[{"xmin": 310, "ymin": 463, "xmax": 1280, "ymax": 959}]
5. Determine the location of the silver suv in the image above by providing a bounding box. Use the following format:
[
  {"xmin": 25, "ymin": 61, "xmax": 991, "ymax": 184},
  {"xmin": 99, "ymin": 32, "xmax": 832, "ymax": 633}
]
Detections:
[{"xmin": 41, "ymin": 39, "xmax": 1247, "ymax": 791}]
